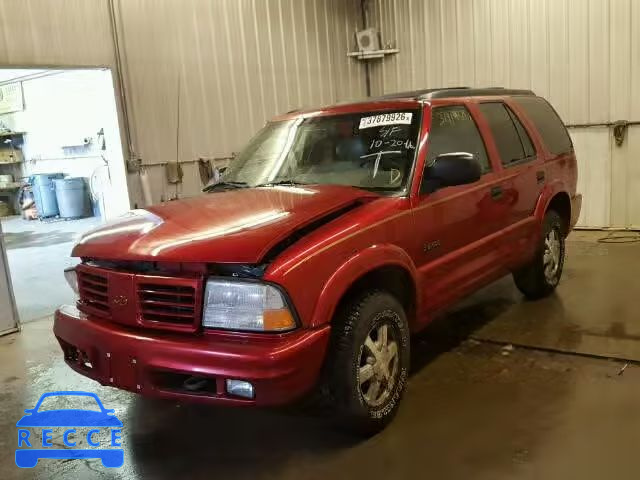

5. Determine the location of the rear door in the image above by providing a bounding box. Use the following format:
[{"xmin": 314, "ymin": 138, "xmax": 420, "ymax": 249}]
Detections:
[{"xmin": 476, "ymin": 101, "xmax": 543, "ymax": 267}]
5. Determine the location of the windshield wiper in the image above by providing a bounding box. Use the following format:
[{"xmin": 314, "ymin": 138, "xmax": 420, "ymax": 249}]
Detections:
[
  {"xmin": 203, "ymin": 181, "xmax": 249, "ymax": 192},
  {"xmin": 254, "ymin": 179, "xmax": 311, "ymax": 188}
]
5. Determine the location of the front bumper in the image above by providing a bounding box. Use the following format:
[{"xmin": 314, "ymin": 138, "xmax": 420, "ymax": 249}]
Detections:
[{"xmin": 53, "ymin": 305, "xmax": 331, "ymax": 406}]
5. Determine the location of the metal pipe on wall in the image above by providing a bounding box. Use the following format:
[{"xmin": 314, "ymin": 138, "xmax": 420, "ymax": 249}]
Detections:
[{"xmin": 360, "ymin": 0, "xmax": 372, "ymax": 97}]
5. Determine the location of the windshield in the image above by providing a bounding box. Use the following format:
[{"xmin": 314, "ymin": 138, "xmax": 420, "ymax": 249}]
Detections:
[{"xmin": 222, "ymin": 110, "xmax": 421, "ymax": 192}]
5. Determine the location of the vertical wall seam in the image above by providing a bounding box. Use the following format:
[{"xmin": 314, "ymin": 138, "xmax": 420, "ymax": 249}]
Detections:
[
  {"xmin": 277, "ymin": 0, "xmax": 291, "ymax": 109},
  {"xmin": 237, "ymin": 2, "xmax": 255, "ymax": 130},
  {"xmin": 289, "ymin": 1, "xmax": 302, "ymax": 106},
  {"xmin": 250, "ymin": 0, "xmax": 267, "ymax": 123}
]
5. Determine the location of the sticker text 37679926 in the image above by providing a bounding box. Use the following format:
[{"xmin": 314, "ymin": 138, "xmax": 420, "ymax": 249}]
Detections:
[{"xmin": 359, "ymin": 112, "xmax": 413, "ymax": 130}]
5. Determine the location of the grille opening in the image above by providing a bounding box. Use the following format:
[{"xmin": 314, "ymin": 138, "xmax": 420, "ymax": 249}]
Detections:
[
  {"xmin": 140, "ymin": 293, "xmax": 194, "ymax": 304},
  {"xmin": 142, "ymin": 313, "xmax": 194, "ymax": 324},
  {"xmin": 143, "ymin": 303, "xmax": 194, "ymax": 315},
  {"xmin": 138, "ymin": 283, "xmax": 197, "ymax": 326},
  {"xmin": 77, "ymin": 270, "xmax": 110, "ymax": 315},
  {"xmin": 150, "ymin": 371, "xmax": 218, "ymax": 396},
  {"xmin": 59, "ymin": 340, "xmax": 93, "ymax": 371},
  {"xmin": 60, "ymin": 339, "xmax": 79, "ymax": 363},
  {"xmin": 80, "ymin": 273, "xmax": 107, "ymax": 287},
  {"xmin": 139, "ymin": 284, "xmax": 193, "ymax": 294}
]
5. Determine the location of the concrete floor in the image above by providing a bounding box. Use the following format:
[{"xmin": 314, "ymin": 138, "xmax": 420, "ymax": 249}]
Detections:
[
  {"xmin": 1, "ymin": 216, "xmax": 101, "ymax": 323},
  {"xmin": 1, "ymin": 231, "xmax": 640, "ymax": 479}
]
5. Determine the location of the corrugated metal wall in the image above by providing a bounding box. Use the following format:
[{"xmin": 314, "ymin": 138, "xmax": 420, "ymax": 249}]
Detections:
[
  {"xmin": 368, "ymin": 0, "xmax": 640, "ymax": 228},
  {"xmin": 116, "ymin": 0, "xmax": 365, "ymax": 204},
  {"xmin": 0, "ymin": 0, "xmax": 364, "ymax": 205},
  {"xmin": 3, "ymin": 0, "xmax": 636, "ymax": 227},
  {"xmin": 0, "ymin": 0, "xmax": 116, "ymax": 66}
]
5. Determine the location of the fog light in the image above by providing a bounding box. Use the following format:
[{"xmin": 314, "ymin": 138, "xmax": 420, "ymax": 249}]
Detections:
[{"xmin": 225, "ymin": 379, "xmax": 254, "ymax": 399}]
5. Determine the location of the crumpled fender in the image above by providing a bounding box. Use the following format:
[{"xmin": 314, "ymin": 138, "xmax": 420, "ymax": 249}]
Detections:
[{"xmin": 309, "ymin": 244, "xmax": 419, "ymax": 328}]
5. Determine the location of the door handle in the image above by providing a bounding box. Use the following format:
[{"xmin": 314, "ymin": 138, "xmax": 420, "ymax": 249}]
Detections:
[
  {"xmin": 490, "ymin": 186, "xmax": 503, "ymax": 200},
  {"xmin": 536, "ymin": 170, "xmax": 545, "ymax": 184}
]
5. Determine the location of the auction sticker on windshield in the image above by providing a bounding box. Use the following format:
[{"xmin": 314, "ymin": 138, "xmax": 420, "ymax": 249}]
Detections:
[{"xmin": 359, "ymin": 112, "xmax": 413, "ymax": 129}]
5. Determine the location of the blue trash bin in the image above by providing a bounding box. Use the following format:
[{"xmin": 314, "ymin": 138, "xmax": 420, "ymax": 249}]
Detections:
[
  {"xmin": 54, "ymin": 177, "xmax": 89, "ymax": 219},
  {"xmin": 31, "ymin": 173, "xmax": 64, "ymax": 218}
]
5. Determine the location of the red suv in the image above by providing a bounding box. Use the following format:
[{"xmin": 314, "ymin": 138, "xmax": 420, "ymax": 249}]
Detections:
[{"xmin": 54, "ymin": 87, "xmax": 581, "ymax": 433}]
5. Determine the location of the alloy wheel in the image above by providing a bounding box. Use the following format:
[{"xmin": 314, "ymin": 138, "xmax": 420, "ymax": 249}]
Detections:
[
  {"xmin": 358, "ymin": 321, "xmax": 400, "ymax": 407},
  {"xmin": 543, "ymin": 228, "xmax": 562, "ymax": 285}
]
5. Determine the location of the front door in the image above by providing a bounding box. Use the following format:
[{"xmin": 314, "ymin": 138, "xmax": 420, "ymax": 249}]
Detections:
[{"xmin": 411, "ymin": 104, "xmax": 509, "ymax": 315}]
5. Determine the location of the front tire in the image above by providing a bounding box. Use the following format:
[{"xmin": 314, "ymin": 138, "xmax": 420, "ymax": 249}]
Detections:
[
  {"xmin": 513, "ymin": 210, "xmax": 566, "ymax": 299},
  {"xmin": 324, "ymin": 290, "xmax": 410, "ymax": 435}
]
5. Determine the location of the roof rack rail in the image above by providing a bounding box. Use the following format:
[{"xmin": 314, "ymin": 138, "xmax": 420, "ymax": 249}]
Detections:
[
  {"xmin": 422, "ymin": 87, "xmax": 535, "ymax": 99},
  {"xmin": 373, "ymin": 87, "xmax": 470, "ymax": 101},
  {"xmin": 368, "ymin": 87, "xmax": 535, "ymax": 101}
]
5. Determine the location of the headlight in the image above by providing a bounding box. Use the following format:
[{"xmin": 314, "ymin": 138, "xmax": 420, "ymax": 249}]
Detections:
[
  {"xmin": 64, "ymin": 267, "xmax": 79, "ymax": 295},
  {"xmin": 202, "ymin": 279, "xmax": 296, "ymax": 332}
]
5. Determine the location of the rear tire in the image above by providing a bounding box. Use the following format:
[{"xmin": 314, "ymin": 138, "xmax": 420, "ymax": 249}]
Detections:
[
  {"xmin": 324, "ymin": 290, "xmax": 410, "ymax": 436},
  {"xmin": 513, "ymin": 210, "xmax": 565, "ymax": 299}
]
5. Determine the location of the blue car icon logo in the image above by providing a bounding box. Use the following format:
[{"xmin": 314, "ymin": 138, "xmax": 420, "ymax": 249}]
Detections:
[{"xmin": 16, "ymin": 391, "xmax": 123, "ymax": 468}]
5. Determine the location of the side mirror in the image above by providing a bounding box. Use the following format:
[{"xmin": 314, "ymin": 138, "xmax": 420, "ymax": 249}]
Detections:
[{"xmin": 425, "ymin": 152, "xmax": 481, "ymax": 190}]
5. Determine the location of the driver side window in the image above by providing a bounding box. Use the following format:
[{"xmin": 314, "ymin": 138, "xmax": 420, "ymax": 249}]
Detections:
[{"xmin": 421, "ymin": 106, "xmax": 490, "ymax": 194}]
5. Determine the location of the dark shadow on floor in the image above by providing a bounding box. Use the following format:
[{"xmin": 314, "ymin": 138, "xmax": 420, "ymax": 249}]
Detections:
[
  {"xmin": 410, "ymin": 295, "xmax": 517, "ymax": 374},
  {"xmin": 126, "ymin": 397, "xmax": 360, "ymax": 479}
]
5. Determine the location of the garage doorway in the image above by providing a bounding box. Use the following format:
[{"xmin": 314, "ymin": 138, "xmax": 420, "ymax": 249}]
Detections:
[{"xmin": 0, "ymin": 68, "xmax": 130, "ymax": 324}]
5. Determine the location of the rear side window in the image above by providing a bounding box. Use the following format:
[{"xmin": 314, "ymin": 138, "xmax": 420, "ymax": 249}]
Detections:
[
  {"xmin": 427, "ymin": 106, "xmax": 490, "ymax": 174},
  {"xmin": 509, "ymin": 109, "xmax": 536, "ymax": 159},
  {"xmin": 513, "ymin": 96, "xmax": 573, "ymax": 155},
  {"xmin": 479, "ymin": 102, "xmax": 534, "ymax": 167}
]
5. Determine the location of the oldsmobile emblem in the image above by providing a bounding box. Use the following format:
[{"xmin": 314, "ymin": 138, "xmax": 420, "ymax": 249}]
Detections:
[{"xmin": 112, "ymin": 295, "xmax": 129, "ymax": 307}]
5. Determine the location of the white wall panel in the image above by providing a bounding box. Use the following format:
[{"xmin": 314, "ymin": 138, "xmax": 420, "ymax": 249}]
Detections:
[
  {"xmin": 368, "ymin": 0, "xmax": 636, "ymax": 125},
  {"xmin": 588, "ymin": 0, "xmax": 609, "ymax": 124},
  {"xmin": 567, "ymin": 0, "xmax": 589, "ymax": 124},
  {"xmin": 571, "ymin": 128, "xmax": 611, "ymax": 228},
  {"xmin": 547, "ymin": 0, "xmax": 570, "ymax": 119},
  {"xmin": 0, "ymin": 0, "xmax": 115, "ymax": 67},
  {"xmin": 1, "ymin": 0, "xmax": 365, "ymax": 206},
  {"xmin": 528, "ymin": 0, "xmax": 549, "ymax": 99},
  {"xmin": 115, "ymin": 0, "xmax": 364, "ymax": 204}
]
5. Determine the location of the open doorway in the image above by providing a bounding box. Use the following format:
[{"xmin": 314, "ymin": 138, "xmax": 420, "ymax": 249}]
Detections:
[{"xmin": 0, "ymin": 68, "xmax": 130, "ymax": 324}]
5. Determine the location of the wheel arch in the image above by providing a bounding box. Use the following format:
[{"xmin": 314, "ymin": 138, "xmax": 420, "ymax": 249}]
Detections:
[
  {"xmin": 535, "ymin": 184, "xmax": 572, "ymax": 235},
  {"xmin": 309, "ymin": 245, "xmax": 419, "ymax": 329}
]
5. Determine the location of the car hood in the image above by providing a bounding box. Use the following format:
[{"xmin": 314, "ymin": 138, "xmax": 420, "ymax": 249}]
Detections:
[
  {"xmin": 16, "ymin": 410, "xmax": 123, "ymax": 427},
  {"xmin": 73, "ymin": 185, "xmax": 376, "ymax": 263}
]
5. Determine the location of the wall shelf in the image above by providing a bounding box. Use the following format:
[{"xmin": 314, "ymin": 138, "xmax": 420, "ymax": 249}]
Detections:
[
  {"xmin": 347, "ymin": 49, "xmax": 399, "ymax": 60},
  {"xmin": 0, "ymin": 131, "xmax": 26, "ymax": 138}
]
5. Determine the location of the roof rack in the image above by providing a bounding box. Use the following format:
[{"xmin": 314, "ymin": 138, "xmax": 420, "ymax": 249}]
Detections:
[{"xmin": 371, "ymin": 87, "xmax": 535, "ymax": 101}]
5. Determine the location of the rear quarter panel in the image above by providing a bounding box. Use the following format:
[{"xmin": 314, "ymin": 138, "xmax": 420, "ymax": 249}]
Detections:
[{"xmin": 508, "ymin": 99, "xmax": 579, "ymax": 224}]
